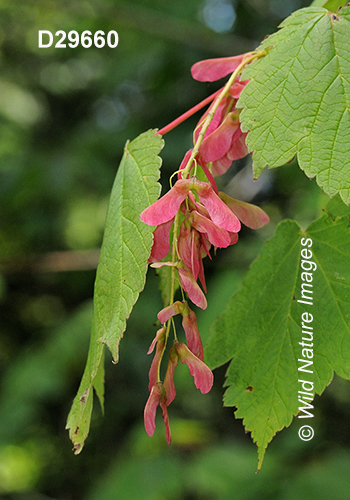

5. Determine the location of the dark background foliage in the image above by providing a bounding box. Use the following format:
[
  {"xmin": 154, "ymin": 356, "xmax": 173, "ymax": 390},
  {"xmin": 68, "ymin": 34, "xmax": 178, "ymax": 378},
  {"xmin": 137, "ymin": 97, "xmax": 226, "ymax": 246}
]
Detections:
[{"xmin": 1, "ymin": 0, "xmax": 350, "ymax": 498}]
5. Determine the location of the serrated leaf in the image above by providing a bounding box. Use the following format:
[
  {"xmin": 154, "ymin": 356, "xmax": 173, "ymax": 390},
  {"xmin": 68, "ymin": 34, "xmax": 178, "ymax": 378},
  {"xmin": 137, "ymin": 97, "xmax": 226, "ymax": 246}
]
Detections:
[
  {"xmin": 239, "ymin": 6, "xmax": 350, "ymax": 204},
  {"xmin": 66, "ymin": 130, "xmax": 163, "ymax": 453},
  {"xmin": 206, "ymin": 214, "xmax": 350, "ymax": 468},
  {"xmin": 96, "ymin": 130, "xmax": 163, "ymax": 359}
]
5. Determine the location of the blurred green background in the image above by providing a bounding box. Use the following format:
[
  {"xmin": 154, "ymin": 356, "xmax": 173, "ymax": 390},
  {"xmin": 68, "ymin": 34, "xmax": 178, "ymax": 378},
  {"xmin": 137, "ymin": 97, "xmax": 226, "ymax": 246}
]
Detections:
[{"xmin": 1, "ymin": 0, "xmax": 350, "ymax": 498}]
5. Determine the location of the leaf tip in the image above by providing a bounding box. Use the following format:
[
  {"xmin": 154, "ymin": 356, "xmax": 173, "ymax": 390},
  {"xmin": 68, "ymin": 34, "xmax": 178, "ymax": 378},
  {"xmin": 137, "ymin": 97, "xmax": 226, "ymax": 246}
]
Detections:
[
  {"xmin": 124, "ymin": 139, "xmax": 130, "ymax": 154},
  {"xmin": 257, "ymin": 446, "xmax": 266, "ymax": 471},
  {"xmin": 73, "ymin": 442, "xmax": 83, "ymax": 455}
]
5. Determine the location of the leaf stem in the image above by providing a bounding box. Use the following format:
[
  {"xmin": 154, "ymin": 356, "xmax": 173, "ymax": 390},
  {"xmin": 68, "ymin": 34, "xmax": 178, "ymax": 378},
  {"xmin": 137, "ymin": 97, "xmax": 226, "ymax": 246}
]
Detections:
[
  {"xmin": 155, "ymin": 210, "xmax": 181, "ymax": 382},
  {"xmin": 170, "ymin": 211, "xmax": 181, "ymax": 305},
  {"xmin": 157, "ymin": 89, "xmax": 222, "ymax": 136}
]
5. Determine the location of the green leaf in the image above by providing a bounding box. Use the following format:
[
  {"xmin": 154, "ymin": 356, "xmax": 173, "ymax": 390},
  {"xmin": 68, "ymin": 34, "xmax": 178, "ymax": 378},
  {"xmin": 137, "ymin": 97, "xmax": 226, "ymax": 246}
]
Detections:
[
  {"xmin": 96, "ymin": 130, "xmax": 163, "ymax": 360},
  {"xmin": 324, "ymin": 194, "xmax": 350, "ymax": 220},
  {"xmin": 206, "ymin": 213, "xmax": 350, "ymax": 469},
  {"xmin": 66, "ymin": 318, "xmax": 104, "ymax": 454},
  {"xmin": 66, "ymin": 130, "xmax": 164, "ymax": 453},
  {"xmin": 239, "ymin": 6, "xmax": 350, "ymax": 204},
  {"xmin": 311, "ymin": 0, "xmax": 348, "ymax": 11}
]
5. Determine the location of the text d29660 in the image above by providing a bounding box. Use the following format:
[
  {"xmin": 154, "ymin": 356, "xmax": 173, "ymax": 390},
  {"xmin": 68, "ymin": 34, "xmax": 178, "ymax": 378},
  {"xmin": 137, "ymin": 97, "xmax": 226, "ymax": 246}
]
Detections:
[{"xmin": 38, "ymin": 30, "xmax": 119, "ymax": 49}]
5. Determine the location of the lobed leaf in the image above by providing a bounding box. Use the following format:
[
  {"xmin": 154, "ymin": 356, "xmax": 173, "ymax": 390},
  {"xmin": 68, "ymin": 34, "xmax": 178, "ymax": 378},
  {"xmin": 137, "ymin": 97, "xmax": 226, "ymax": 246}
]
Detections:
[
  {"xmin": 206, "ymin": 211, "xmax": 350, "ymax": 468},
  {"xmin": 66, "ymin": 130, "xmax": 164, "ymax": 453},
  {"xmin": 239, "ymin": 6, "xmax": 350, "ymax": 204}
]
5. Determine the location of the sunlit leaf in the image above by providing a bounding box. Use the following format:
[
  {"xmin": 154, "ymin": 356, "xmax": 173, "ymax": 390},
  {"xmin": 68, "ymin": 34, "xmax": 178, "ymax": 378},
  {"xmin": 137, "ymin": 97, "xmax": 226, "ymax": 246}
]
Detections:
[
  {"xmin": 239, "ymin": 6, "xmax": 350, "ymax": 203},
  {"xmin": 66, "ymin": 130, "xmax": 164, "ymax": 453},
  {"xmin": 311, "ymin": 0, "xmax": 348, "ymax": 10}
]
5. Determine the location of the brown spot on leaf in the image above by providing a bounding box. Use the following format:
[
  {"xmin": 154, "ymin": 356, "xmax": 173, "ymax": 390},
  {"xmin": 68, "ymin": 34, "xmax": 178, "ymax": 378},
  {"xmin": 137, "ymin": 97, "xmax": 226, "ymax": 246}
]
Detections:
[
  {"xmin": 80, "ymin": 389, "xmax": 89, "ymax": 403},
  {"xmin": 246, "ymin": 386, "xmax": 253, "ymax": 392}
]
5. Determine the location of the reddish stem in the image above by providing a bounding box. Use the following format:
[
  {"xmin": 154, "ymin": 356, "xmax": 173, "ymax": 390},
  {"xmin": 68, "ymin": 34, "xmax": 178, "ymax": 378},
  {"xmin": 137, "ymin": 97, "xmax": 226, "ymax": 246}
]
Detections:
[
  {"xmin": 200, "ymin": 161, "xmax": 218, "ymax": 194},
  {"xmin": 157, "ymin": 88, "xmax": 222, "ymax": 136}
]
